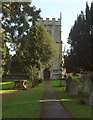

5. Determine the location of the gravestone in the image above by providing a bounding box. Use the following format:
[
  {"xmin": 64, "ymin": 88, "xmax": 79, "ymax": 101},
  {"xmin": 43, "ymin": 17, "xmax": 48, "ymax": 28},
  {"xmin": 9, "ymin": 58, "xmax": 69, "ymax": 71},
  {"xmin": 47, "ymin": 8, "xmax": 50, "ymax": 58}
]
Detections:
[
  {"xmin": 89, "ymin": 83, "xmax": 93, "ymax": 105},
  {"xmin": 66, "ymin": 76, "xmax": 72, "ymax": 92},
  {"xmin": 81, "ymin": 72, "xmax": 91, "ymax": 95},
  {"xmin": 69, "ymin": 81, "xmax": 78, "ymax": 96},
  {"xmin": 89, "ymin": 72, "xmax": 93, "ymax": 105},
  {"xmin": 60, "ymin": 78, "xmax": 66, "ymax": 87}
]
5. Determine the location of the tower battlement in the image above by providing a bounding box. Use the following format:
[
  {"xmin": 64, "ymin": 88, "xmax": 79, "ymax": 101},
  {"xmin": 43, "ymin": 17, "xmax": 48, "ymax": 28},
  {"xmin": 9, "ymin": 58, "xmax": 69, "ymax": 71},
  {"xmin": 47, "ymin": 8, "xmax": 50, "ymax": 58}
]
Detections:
[{"xmin": 38, "ymin": 17, "xmax": 61, "ymax": 26}]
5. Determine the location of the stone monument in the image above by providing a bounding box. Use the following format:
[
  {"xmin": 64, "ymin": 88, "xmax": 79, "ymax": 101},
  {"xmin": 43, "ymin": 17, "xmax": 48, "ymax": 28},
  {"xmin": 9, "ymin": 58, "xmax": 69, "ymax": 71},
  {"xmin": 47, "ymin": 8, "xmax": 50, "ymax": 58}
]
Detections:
[
  {"xmin": 81, "ymin": 72, "xmax": 91, "ymax": 95},
  {"xmin": 66, "ymin": 76, "xmax": 72, "ymax": 92},
  {"xmin": 37, "ymin": 13, "xmax": 64, "ymax": 80},
  {"xmin": 89, "ymin": 72, "xmax": 93, "ymax": 106},
  {"xmin": 69, "ymin": 80, "xmax": 78, "ymax": 96}
]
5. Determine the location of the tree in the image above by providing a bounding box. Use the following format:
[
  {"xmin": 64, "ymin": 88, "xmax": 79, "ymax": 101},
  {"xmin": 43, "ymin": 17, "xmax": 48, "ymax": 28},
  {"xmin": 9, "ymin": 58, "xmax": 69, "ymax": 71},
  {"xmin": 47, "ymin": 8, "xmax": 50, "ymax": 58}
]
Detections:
[
  {"xmin": 10, "ymin": 55, "xmax": 25, "ymax": 74},
  {"xmin": 1, "ymin": 2, "xmax": 41, "ymax": 52},
  {"xmin": 18, "ymin": 23, "xmax": 59, "ymax": 87},
  {"xmin": 1, "ymin": 31, "xmax": 11, "ymax": 80},
  {"xmin": 1, "ymin": 2, "xmax": 41, "ymax": 78},
  {"xmin": 65, "ymin": 2, "xmax": 91, "ymax": 73},
  {"xmin": 91, "ymin": 2, "xmax": 93, "ymax": 72}
]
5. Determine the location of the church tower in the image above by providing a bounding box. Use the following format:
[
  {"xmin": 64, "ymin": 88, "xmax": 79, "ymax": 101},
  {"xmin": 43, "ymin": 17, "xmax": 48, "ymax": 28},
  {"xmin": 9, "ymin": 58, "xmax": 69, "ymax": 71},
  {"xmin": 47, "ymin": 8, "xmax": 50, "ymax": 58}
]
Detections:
[{"xmin": 37, "ymin": 13, "xmax": 64, "ymax": 80}]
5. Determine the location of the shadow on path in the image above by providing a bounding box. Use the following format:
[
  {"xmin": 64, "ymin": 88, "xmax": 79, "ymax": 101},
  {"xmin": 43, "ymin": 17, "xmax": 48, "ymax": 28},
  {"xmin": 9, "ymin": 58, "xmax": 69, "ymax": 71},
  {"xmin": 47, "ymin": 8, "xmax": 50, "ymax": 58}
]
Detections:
[{"xmin": 40, "ymin": 81, "xmax": 75, "ymax": 119}]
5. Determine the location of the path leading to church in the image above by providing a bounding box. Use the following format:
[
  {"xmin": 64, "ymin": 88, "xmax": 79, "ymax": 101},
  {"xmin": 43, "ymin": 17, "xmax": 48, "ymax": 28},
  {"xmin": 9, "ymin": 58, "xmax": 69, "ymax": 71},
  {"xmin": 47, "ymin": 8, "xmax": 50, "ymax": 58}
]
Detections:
[{"xmin": 40, "ymin": 81, "xmax": 75, "ymax": 118}]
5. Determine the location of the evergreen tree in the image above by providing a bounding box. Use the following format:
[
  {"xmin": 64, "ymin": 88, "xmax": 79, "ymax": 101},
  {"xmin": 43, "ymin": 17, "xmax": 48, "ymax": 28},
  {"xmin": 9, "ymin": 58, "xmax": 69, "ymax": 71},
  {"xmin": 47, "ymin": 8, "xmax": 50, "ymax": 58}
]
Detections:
[
  {"xmin": 10, "ymin": 55, "xmax": 25, "ymax": 74},
  {"xmin": 1, "ymin": 2, "xmax": 41, "ymax": 78},
  {"xmin": 1, "ymin": 2, "xmax": 41, "ymax": 52},
  {"xmin": 18, "ymin": 23, "xmax": 59, "ymax": 87},
  {"xmin": 65, "ymin": 2, "xmax": 91, "ymax": 73},
  {"xmin": 91, "ymin": 2, "xmax": 93, "ymax": 72},
  {"xmin": 1, "ymin": 32, "xmax": 11, "ymax": 80}
]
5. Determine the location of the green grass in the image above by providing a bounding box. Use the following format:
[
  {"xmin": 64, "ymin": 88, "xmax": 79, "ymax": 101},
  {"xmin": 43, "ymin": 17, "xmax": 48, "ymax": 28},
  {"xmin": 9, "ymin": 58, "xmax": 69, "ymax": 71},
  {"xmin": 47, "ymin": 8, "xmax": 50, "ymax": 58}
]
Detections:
[
  {"xmin": 1, "ymin": 82, "xmax": 14, "ymax": 90},
  {"xmin": 2, "ymin": 78, "xmax": 44, "ymax": 118},
  {"xmin": 50, "ymin": 80, "xmax": 91, "ymax": 118},
  {"xmin": 1, "ymin": 78, "xmax": 32, "ymax": 90},
  {"xmin": 71, "ymin": 76, "xmax": 80, "ymax": 80},
  {"xmin": 71, "ymin": 76, "xmax": 81, "ymax": 83},
  {"xmin": 71, "ymin": 76, "xmax": 82, "ymax": 91}
]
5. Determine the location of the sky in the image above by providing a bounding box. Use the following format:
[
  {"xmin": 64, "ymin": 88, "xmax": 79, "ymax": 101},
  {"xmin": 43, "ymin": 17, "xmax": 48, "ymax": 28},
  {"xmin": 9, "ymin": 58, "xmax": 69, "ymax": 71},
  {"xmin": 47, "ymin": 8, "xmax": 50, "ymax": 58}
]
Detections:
[{"xmin": 31, "ymin": 0, "xmax": 92, "ymax": 51}]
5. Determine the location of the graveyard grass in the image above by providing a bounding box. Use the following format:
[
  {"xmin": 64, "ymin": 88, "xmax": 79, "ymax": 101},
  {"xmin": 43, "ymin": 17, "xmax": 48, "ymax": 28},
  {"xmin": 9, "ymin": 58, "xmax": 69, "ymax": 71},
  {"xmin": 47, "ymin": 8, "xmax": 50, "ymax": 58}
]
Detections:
[
  {"xmin": 2, "ymin": 78, "xmax": 32, "ymax": 91},
  {"xmin": 2, "ymin": 78, "xmax": 44, "ymax": 118},
  {"xmin": 50, "ymin": 80, "xmax": 91, "ymax": 118}
]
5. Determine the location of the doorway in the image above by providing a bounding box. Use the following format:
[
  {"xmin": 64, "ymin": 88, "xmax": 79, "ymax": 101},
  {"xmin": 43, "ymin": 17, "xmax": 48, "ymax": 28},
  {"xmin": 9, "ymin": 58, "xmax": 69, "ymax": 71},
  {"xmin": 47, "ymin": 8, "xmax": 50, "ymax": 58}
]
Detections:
[{"xmin": 44, "ymin": 68, "xmax": 50, "ymax": 80}]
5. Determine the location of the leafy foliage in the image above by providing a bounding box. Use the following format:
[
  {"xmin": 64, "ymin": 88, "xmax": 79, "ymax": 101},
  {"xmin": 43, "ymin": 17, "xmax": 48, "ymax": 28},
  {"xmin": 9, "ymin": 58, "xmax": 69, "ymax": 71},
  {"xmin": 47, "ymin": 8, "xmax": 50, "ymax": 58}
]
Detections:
[
  {"xmin": 1, "ymin": 2, "xmax": 41, "ymax": 79},
  {"xmin": 65, "ymin": 2, "xmax": 92, "ymax": 73},
  {"xmin": 1, "ymin": 2, "xmax": 59, "ymax": 86},
  {"xmin": 1, "ymin": 32, "xmax": 11, "ymax": 79},
  {"xmin": 18, "ymin": 23, "xmax": 59, "ymax": 86},
  {"xmin": 1, "ymin": 2, "xmax": 41, "ymax": 51},
  {"xmin": 10, "ymin": 55, "xmax": 25, "ymax": 74}
]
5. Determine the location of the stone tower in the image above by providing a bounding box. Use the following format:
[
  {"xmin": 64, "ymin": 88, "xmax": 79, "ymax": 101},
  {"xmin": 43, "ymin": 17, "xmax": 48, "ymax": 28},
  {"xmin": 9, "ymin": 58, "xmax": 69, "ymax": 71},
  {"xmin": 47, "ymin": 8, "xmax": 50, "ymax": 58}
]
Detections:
[{"xmin": 37, "ymin": 13, "xmax": 64, "ymax": 80}]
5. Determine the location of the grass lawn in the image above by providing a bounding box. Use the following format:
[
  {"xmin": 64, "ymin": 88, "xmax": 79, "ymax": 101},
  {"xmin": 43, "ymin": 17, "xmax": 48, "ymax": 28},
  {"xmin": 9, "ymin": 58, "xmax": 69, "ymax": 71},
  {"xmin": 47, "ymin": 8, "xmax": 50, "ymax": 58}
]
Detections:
[
  {"xmin": 50, "ymin": 80, "xmax": 92, "ymax": 118},
  {"xmin": 71, "ymin": 76, "xmax": 82, "ymax": 91},
  {"xmin": 2, "ymin": 78, "xmax": 44, "ymax": 118},
  {"xmin": 1, "ymin": 78, "xmax": 32, "ymax": 94},
  {"xmin": 1, "ymin": 78, "xmax": 32, "ymax": 90}
]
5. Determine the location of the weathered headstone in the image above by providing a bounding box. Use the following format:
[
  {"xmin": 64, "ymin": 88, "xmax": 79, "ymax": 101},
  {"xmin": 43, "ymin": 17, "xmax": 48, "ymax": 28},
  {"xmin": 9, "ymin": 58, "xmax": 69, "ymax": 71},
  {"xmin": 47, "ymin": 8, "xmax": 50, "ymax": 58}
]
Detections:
[
  {"xmin": 81, "ymin": 72, "xmax": 91, "ymax": 95},
  {"xmin": 69, "ymin": 80, "xmax": 78, "ymax": 96},
  {"xmin": 60, "ymin": 78, "xmax": 66, "ymax": 87},
  {"xmin": 89, "ymin": 72, "xmax": 93, "ymax": 106},
  {"xmin": 66, "ymin": 76, "xmax": 72, "ymax": 92},
  {"xmin": 89, "ymin": 83, "xmax": 93, "ymax": 105}
]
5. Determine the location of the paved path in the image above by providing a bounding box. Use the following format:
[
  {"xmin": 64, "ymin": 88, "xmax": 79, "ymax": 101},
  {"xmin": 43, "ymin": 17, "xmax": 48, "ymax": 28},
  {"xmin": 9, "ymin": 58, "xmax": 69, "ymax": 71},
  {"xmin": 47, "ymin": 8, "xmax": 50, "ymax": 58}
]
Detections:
[{"xmin": 40, "ymin": 81, "xmax": 74, "ymax": 118}]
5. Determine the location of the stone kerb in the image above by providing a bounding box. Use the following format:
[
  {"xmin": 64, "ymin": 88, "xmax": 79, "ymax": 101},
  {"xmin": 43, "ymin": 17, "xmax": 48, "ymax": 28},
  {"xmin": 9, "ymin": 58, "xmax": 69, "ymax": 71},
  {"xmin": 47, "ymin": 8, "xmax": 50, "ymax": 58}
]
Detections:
[{"xmin": 69, "ymin": 80, "xmax": 78, "ymax": 96}]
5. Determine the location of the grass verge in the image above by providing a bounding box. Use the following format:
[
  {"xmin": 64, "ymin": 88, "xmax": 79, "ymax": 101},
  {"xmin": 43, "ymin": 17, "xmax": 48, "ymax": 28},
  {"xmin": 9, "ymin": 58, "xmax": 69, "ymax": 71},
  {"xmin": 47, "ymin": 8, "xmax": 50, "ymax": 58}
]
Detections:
[
  {"xmin": 50, "ymin": 80, "xmax": 91, "ymax": 118},
  {"xmin": 1, "ymin": 78, "xmax": 32, "ymax": 90},
  {"xmin": 2, "ymin": 79, "xmax": 44, "ymax": 118}
]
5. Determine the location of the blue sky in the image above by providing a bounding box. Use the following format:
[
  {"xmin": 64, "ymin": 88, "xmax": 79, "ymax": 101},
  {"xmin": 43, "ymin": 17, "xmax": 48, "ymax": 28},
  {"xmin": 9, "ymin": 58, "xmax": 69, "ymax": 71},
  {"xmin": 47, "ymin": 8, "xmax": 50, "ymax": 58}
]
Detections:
[{"xmin": 31, "ymin": 0, "xmax": 92, "ymax": 51}]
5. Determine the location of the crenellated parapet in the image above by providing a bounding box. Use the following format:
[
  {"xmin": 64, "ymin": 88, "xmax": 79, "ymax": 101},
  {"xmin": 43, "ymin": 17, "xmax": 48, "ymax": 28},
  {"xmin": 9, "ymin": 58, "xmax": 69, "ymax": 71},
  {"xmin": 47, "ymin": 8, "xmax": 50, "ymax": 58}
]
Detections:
[{"xmin": 38, "ymin": 17, "xmax": 61, "ymax": 26}]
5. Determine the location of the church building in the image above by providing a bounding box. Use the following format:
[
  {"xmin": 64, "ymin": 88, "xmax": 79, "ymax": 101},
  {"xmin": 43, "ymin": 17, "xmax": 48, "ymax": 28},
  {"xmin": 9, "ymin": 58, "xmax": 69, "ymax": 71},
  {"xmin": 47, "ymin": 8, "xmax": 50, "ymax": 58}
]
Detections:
[{"xmin": 37, "ymin": 13, "xmax": 64, "ymax": 80}]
